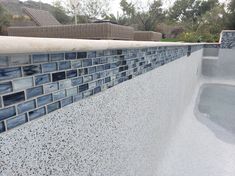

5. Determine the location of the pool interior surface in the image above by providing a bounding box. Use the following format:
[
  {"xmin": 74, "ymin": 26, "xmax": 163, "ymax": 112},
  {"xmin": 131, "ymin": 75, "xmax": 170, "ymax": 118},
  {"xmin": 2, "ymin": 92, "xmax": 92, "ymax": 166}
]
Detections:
[{"xmin": 155, "ymin": 51, "xmax": 235, "ymax": 176}]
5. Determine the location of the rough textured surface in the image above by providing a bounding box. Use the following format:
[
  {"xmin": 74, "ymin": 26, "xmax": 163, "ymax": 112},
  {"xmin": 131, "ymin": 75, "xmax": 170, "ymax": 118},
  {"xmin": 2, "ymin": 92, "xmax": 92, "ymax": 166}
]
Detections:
[{"xmin": 0, "ymin": 50, "xmax": 202, "ymax": 176}]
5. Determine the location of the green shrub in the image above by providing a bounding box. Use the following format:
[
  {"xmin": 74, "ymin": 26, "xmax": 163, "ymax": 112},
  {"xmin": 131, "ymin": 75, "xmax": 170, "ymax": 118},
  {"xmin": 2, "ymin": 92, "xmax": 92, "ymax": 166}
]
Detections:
[{"xmin": 178, "ymin": 32, "xmax": 220, "ymax": 43}]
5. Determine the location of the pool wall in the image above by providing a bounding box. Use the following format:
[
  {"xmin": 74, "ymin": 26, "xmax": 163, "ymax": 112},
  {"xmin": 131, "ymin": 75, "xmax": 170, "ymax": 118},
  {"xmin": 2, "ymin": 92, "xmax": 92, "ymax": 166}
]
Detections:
[{"xmin": 0, "ymin": 30, "xmax": 233, "ymax": 175}]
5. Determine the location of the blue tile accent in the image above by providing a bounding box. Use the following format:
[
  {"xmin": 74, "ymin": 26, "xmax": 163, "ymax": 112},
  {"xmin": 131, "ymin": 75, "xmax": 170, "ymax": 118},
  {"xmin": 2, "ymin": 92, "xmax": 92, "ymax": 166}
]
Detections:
[
  {"xmin": 61, "ymin": 97, "xmax": 73, "ymax": 107},
  {"xmin": 35, "ymin": 74, "xmax": 51, "ymax": 85},
  {"xmin": 66, "ymin": 87, "xmax": 78, "ymax": 96},
  {"xmin": 0, "ymin": 81, "xmax": 12, "ymax": 95},
  {"xmin": 13, "ymin": 77, "xmax": 33, "ymax": 91},
  {"xmin": 23, "ymin": 65, "xmax": 41, "ymax": 76},
  {"xmin": 88, "ymin": 67, "xmax": 96, "ymax": 74},
  {"xmin": 94, "ymin": 86, "xmax": 101, "ymax": 94},
  {"xmin": 18, "ymin": 100, "xmax": 36, "ymax": 114},
  {"xmin": 0, "ymin": 67, "xmax": 22, "ymax": 81},
  {"xmin": 73, "ymin": 94, "xmax": 83, "ymax": 102},
  {"xmin": 0, "ymin": 121, "xmax": 5, "ymax": 133},
  {"xmin": 37, "ymin": 94, "xmax": 53, "ymax": 107},
  {"xmin": 87, "ymin": 51, "xmax": 96, "ymax": 58},
  {"xmin": 65, "ymin": 52, "xmax": 76, "ymax": 60},
  {"xmin": 66, "ymin": 70, "xmax": 77, "ymax": 78},
  {"xmin": 82, "ymin": 59, "xmax": 92, "ymax": 67},
  {"xmin": 42, "ymin": 63, "xmax": 57, "ymax": 73},
  {"xmin": 71, "ymin": 60, "xmax": 82, "ymax": 68},
  {"xmin": 77, "ymin": 52, "xmax": 87, "ymax": 59},
  {"xmin": 83, "ymin": 90, "xmax": 93, "ymax": 98},
  {"xmin": 0, "ymin": 106, "xmax": 16, "ymax": 121},
  {"xmin": 10, "ymin": 54, "xmax": 31, "ymax": 66},
  {"xmin": 6, "ymin": 114, "xmax": 27, "ymax": 130},
  {"xmin": 52, "ymin": 72, "xmax": 66, "ymax": 82},
  {"xmin": 71, "ymin": 77, "xmax": 83, "ymax": 86},
  {"xmin": 78, "ymin": 68, "xmax": 88, "ymax": 76},
  {"xmin": 29, "ymin": 107, "xmax": 46, "ymax": 120},
  {"xmin": 3, "ymin": 91, "xmax": 25, "ymax": 106},
  {"xmin": 26, "ymin": 86, "xmax": 43, "ymax": 99},
  {"xmin": 51, "ymin": 53, "xmax": 64, "ymax": 61},
  {"xmin": 0, "ymin": 56, "xmax": 8, "ymax": 67},
  {"xmin": 44, "ymin": 82, "xmax": 59, "ymax": 94},
  {"xmin": 53, "ymin": 90, "xmax": 66, "ymax": 101},
  {"xmin": 59, "ymin": 61, "xmax": 71, "ymax": 70},
  {"xmin": 32, "ymin": 54, "xmax": 49, "ymax": 63},
  {"xmin": 79, "ymin": 84, "xmax": 89, "ymax": 93},
  {"xmin": 59, "ymin": 80, "xmax": 72, "ymax": 89},
  {"xmin": 47, "ymin": 102, "xmax": 60, "ymax": 113},
  {"xmin": 83, "ymin": 75, "xmax": 93, "ymax": 83}
]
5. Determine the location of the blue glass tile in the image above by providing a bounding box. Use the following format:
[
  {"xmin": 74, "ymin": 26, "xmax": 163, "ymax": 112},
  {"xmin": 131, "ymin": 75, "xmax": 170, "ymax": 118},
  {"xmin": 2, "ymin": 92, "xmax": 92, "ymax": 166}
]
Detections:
[
  {"xmin": 37, "ymin": 94, "xmax": 53, "ymax": 107},
  {"xmin": 65, "ymin": 52, "xmax": 76, "ymax": 60},
  {"xmin": 117, "ymin": 50, "xmax": 123, "ymax": 55},
  {"xmin": 66, "ymin": 87, "xmax": 78, "ymax": 96},
  {"xmin": 17, "ymin": 100, "xmax": 36, "ymax": 114},
  {"xmin": 13, "ymin": 77, "xmax": 33, "ymax": 91},
  {"xmin": 77, "ymin": 52, "xmax": 87, "ymax": 59},
  {"xmin": 61, "ymin": 97, "xmax": 73, "ymax": 107},
  {"xmin": 71, "ymin": 77, "xmax": 83, "ymax": 86},
  {"xmin": 94, "ymin": 86, "xmax": 101, "ymax": 94},
  {"xmin": 105, "ymin": 64, "xmax": 111, "ymax": 70},
  {"xmin": 82, "ymin": 59, "xmax": 92, "ymax": 67},
  {"xmin": 35, "ymin": 74, "xmax": 50, "ymax": 85},
  {"xmin": 93, "ymin": 58, "xmax": 100, "ymax": 65},
  {"xmin": 78, "ymin": 68, "xmax": 88, "ymax": 76},
  {"xmin": 51, "ymin": 53, "xmax": 64, "ymax": 61},
  {"xmin": 0, "ymin": 99, "xmax": 2, "ymax": 108},
  {"xmin": 96, "ymin": 65, "xmax": 105, "ymax": 72},
  {"xmin": 87, "ymin": 51, "xmax": 96, "ymax": 58},
  {"xmin": 53, "ymin": 90, "xmax": 66, "ymax": 101},
  {"xmin": 93, "ymin": 73, "xmax": 101, "ymax": 80},
  {"xmin": 96, "ymin": 80, "xmax": 103, "ymax": 86},
  {"xmin": 0, "ymin": 81, "xmax": 12, "ymax": 95},
  {"xmin": 0, "ymin": 106, "xmax": 16, "ymax": 121},
  {"xmin": 6, "ymin": 114, "xmax": 27, "ymax": 130},
  {"xmin": 71, "ymin": 60, "xmax": 82, "ymax": 68},
  {"xmin": 23, "ymin": 65, "xmax": 41, "ymax": 76},
  {"xmin": 83, "ymin": 75, "xmax": 93, "ymax": 83},
  {"xmin": 59, "ymin": 61, "xmax": 71, "ymax": 70},
  {"xmin": 0, "ymin": 121, "xmax": 5, "ymax": 133},
  {"xmin": 0, "ymin": 67, "xmax": 22, "ymax": 81},
  {"xmin": 83, "ymin": 90, "xmax": 93, "ymax": 98},
  {"xmin": 52, "ymin": 72, "xmax": 66, "ymax": 82},
  {"xmin": 29, "ymin": 107, "xmax": 46, "ymax": 120},
  {"xmin": 88, "ymin": 82, "xmax": 96, "ymax": 89},
  {"xmin": 99, "ymin": 57, "xmax": 107, "ymax": 64},
  {"xmin": 26, "ymin": 86, "xmax": 43, "ymax": 99},
  {"xmin": 105, "ymin": 77, "xmax": 111, "ymax": 83},
  {"xmin": 0, "ymin": 56, "xmax": 8, "ymax": 67},
  {"xmin": 73, "ymin": 94, "xmax": 83, "ymax": 102},
  {"xmin": 47, "ymin": 102, "xmax": 60, "ymax": 113},
  {"xmin": 9, "ymin": 54, "xmax": 31, "ymax": 66},
  {"xmin": 42, "ymin": 63, "xmax": 57, "ymax": 73},
  {"xmin": 66, "ymin": 70, "xmax": 77, "ymax": 78},
  {"xmin": 32, "ymin": 54, "xmax": 49, "ymax": 63},
  {"xmin": 79, "ymin": 84, "xmax": 89, "ymax": 92},
  {"xmin": 96, "ymin": 50, "xmax": 104, "ymax": 57},
  {"xmin": 3, "ymin": 91, "xmax": 25, "ymax": 106},
  {"xmin": 44, "ymin": 82, "xmax": 59, "ymax": 93},
  {"xmin": 59, "ymin": 79, "xmax": 72, "ymax": 89},
  {"xmin": 88, "ymin": 67, "xmax": 96, "ymax": 74}
]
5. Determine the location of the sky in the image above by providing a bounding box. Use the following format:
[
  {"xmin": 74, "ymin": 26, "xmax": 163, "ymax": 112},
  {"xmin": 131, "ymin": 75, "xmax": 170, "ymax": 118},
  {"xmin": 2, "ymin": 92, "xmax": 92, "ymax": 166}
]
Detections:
[{"xmin": 21, "ymin": 0, "xmax": 228, "ymax": 15}]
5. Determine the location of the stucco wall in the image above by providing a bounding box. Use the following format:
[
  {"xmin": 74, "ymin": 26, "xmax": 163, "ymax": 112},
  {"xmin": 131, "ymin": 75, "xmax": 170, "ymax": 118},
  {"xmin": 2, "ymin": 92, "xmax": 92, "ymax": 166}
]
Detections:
[{"xmin": 0, "ymin": 49, "xmax": 202, "ymax": 176}]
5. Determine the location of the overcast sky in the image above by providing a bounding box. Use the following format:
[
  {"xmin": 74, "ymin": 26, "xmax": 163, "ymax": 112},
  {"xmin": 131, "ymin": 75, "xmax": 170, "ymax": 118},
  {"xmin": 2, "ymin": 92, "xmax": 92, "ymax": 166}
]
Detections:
[{"xmin": 21, "ymin": 0, "xmax": 228, "ymax": 15}]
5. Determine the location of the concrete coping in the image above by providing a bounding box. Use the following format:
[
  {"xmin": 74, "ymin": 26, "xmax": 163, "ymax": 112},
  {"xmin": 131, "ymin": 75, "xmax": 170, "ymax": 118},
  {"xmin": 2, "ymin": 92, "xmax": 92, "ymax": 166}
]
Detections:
[{"xmin": 0, "ymin": 36, "xmax": 204, "ymax": 54}]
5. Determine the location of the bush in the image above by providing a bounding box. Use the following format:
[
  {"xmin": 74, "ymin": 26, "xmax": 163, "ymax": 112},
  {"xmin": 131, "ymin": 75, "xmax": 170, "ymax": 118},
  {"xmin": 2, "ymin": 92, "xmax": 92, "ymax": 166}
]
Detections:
[{"xmin": 178, "ymin": 32, "xmax": 220, "ymax": 43}]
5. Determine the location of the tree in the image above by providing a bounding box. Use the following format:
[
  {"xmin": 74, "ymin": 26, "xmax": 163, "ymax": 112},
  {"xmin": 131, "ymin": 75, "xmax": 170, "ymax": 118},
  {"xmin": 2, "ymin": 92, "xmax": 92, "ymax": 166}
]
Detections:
[
  {"xmin": 68, "ymin": 0, "xmax": 79, "ymax": 24},
  {"xmin": 226, "ymin": 0, "xmax": 235, "ymax": 29},
  {"xmin": 53, "ymin": 1, "xmax": 71, "ymax": 24},
  {"xmin": 0, "ymin": 4, "xmax": 11, "ymax": 35}
]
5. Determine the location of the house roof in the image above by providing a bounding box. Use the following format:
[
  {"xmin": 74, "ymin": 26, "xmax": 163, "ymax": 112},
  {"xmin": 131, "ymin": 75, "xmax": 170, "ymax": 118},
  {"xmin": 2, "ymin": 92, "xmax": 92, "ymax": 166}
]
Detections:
[{"xmin": 23, "ymin": 7, "xmax": 61, "ymax": 26}]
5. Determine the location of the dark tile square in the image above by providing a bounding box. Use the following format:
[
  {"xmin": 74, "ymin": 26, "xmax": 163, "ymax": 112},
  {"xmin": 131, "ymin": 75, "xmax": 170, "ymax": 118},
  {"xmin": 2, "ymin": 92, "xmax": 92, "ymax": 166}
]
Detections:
[
  {"xmin": 52, "ymin": 72, "xmax": 66, "ymax": 82},
  {"xmin": 79, "ymin": 84, "xmax": 89, "ymax": 92},
  {"xmin": 77, "ymin": 52, "xmax": 87, "ymax": 59},
  {"xmin": 65, "ymin": 52, "xmax": 76, "ymax": 60},
  {"xmin": 47, "ymin": 101, "xmax": 60, "ymax": 113},
  {"xmin": 23, "ymin": 65, "xmax": 41, "ymax": 76},
  {"xmin": 3, "ymin": 91, "xmax": 25, "ymax": 106}
]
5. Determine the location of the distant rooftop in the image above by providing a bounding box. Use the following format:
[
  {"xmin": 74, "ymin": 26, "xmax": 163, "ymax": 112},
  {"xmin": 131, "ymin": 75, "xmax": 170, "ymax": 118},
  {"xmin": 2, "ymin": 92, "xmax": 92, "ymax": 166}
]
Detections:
[{"xmin": 23, "ymin": 7, "xmax": 61, "ymax": 26}]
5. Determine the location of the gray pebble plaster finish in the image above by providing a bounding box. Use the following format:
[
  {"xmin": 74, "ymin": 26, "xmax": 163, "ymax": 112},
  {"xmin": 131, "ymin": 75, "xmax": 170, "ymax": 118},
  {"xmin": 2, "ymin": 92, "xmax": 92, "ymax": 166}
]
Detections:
[{"xmin": 0, "ymin": 50, "xmax": 202, "ymax": 176}]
